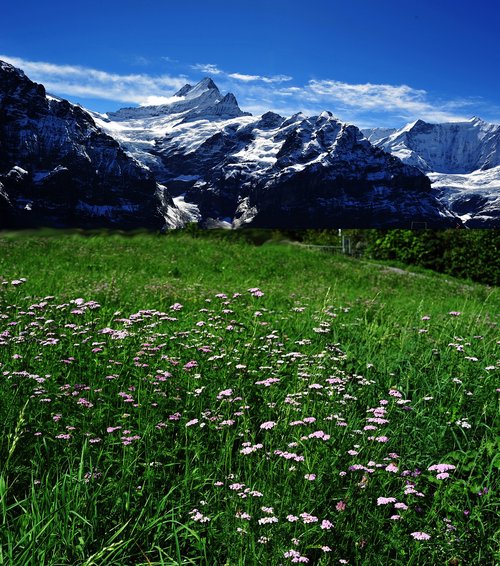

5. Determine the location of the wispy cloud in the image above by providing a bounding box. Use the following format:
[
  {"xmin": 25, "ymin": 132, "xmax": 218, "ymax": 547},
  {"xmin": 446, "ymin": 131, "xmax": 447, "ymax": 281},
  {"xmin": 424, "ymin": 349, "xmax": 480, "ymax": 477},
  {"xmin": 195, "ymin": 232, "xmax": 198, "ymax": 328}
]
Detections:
[
  {"xmin": 191, "ymin": 63, "xmax": 224, "ymax": 75},
  {"xmin": 1, "ymin": 54, "xmax": 494, "ymax": 126},
  {"xmin": 130, "ymin": 55, "xmax": 151, "ymax": 66},
  {"xmin": 228, "ymin": 72, "xmax": 293, "ymax": 84},
  {"xmin": 192, "ymin": 63, "xmax": 292, "ymax": 84},
  {"xmin": 188, "ymin": 62, "xmax": 487, "ymax": 124},
  {"xmin": 303, "ymin": 80, "xmax": 468, "ymax": 123},
  {"xmin": 0, "ymin": 55, "xmax": 187, "ymax": 107}
]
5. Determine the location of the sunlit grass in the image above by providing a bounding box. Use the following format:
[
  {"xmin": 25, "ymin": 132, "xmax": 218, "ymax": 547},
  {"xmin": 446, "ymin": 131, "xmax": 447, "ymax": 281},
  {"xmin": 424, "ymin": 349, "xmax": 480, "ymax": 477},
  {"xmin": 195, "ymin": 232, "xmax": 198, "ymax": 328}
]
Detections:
[{"xmin": 0, "ymin": 232, "xmax": 498, "ymax": 564}]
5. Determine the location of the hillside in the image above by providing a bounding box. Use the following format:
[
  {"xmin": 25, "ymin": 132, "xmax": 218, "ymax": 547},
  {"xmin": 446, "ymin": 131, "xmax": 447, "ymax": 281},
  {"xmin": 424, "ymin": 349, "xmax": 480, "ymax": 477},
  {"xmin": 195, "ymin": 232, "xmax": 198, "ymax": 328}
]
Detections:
[{"xmin": 0, "ymin": 232, "xmax": 498, "ymax": 565}]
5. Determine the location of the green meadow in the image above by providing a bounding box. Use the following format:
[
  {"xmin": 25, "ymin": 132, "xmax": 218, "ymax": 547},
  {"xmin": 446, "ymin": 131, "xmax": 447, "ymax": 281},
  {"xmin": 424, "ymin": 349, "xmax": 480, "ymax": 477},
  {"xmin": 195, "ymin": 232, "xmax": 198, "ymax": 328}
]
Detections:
[{"xmin": 0, "ymin": 232, "xmax": 498, "ymax": 565}]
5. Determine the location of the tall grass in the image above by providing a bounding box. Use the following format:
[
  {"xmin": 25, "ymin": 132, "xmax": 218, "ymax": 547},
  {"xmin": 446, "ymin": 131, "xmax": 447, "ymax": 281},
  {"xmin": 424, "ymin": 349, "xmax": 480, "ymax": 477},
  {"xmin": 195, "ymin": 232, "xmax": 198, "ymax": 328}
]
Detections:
[{"xmin": 0, "ymin": 232, "xmax": 498, "ymax": 564}]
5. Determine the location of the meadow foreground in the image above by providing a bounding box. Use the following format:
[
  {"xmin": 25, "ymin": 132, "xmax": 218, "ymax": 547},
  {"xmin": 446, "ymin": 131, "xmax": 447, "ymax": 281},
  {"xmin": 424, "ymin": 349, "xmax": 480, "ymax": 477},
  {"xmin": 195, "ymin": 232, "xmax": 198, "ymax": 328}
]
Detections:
[{"xmin": 0, "ymin": 233, "xmax": 498, "ymax": 565}]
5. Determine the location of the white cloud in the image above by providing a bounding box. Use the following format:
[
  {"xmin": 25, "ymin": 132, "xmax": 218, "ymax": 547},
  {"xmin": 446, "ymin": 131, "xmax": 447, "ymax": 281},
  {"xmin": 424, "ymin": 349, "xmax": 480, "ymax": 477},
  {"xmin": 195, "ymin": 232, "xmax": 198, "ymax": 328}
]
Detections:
[
  {"xmin": 0, "ymin": 55, "xmax": 187, "ymax": 106},
  {"xmin": 228, "ymin": 72, "xmax": 264, "ymax": 82},
  {"xmin": 1, "ymin": 54, "xmax": 492, "ymax": 126},
  {"xmin": 186, "ymin": 64, "xmax": 477, "ymax": 123},
  {"xmin": 192, "ymin": 63, "xmax": 292, "ymax": 84},
  {"xmin": 191, "ymin": 63, "xmax": 224, "ymax": 75},
  {"xmin": 139, "ymin": 95, "xmax": 183, "ymax": 106},
  {"xmin": 228, "ymin": 72, "xmax": 292, "ymax": 84},
  {"xmin": 304, "ymin": 79, "xmax": 467, "ymax": 123},
  {"xmin": 131, "ymin": 55, "xmax": 151, "ymax": 66}
]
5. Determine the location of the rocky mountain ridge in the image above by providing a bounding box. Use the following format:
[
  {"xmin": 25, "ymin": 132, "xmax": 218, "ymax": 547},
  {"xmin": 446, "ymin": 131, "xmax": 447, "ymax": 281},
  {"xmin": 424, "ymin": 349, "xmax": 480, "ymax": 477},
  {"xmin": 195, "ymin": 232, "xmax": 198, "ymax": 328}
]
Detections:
[
  {"xmin": 363, "ymin": 118, "xmax": 500, "ymax": 226},
  {"xmin": 0, "ymin": 60, "xmax": 191, "ymax": 229},
  {"xmin": 92, "ymin": 79, "xmax": 457, "ymax": 228},
  {"xmin": 0, "ymin": 59, "xmax": 464, "ymax": 229}
]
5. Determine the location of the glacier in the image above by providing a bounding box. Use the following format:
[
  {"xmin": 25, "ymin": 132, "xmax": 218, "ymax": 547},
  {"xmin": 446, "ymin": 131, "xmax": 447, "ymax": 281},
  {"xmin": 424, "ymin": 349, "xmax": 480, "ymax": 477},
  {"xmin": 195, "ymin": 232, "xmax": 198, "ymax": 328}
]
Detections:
[
  {"xmin": 1, "ymin": 58, "xmax": 485, "ymax": 230},
  {"xmin": 363, "ymin": 117, "xmax": 500, "ymax": 227},
  {"xmin": 92, "ymin": 80, "xmax": 457, "ymax": 228}
]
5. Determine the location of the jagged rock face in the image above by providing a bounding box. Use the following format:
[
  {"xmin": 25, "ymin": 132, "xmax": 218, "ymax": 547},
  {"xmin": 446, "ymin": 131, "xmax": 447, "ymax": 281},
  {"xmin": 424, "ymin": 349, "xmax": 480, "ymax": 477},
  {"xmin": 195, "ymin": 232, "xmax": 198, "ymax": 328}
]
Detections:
[
  {"xmin": 364, "ymin": 118, "xmax": 500, "ymax": 227},
  {"xmin": 0, "ymin": 60, "xmax": 171, "ymax": 229},
  {"xmin": 0, "ymin": 181, "xmax": 14, "ymax": 227},
  {"xmin": 362, "ymin": 127, "xmax": 397, "ymax": 145},
  {"xmin": 91, "ymin": 79, "xmax": 459, "ymax": 228},
  {"xmin": 107, "ymin": 77, "xmax": 250, "ymax": 123},
  {"xmin": 0, "ymin": 59, "xmax": 461, "ymax": 230},
  {"xmin": 373, "ymin": 118, "xmax": 500, "ymax": 174},
  {"xmin": 107, "ymin": 106, "xmax": 456, "ymax": 228}
]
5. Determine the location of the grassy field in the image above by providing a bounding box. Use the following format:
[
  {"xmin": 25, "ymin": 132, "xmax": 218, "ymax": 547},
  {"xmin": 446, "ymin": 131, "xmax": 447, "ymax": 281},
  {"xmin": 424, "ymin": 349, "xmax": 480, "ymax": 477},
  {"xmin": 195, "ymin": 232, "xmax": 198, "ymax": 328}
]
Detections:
[{"xmin": 0, "ymin": 231, "xmax": 498, "ymax": 565}]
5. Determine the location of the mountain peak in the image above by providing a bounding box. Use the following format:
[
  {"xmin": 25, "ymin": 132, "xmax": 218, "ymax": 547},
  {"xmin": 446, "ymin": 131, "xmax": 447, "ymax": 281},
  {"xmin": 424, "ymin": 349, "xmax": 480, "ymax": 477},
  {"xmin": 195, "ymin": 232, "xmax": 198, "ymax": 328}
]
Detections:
[
  {"xmin": 469, "ymin": 116, "xmax": 484, "ymax": 125},
  {"xmin": 219, "ymin": 92, "xmax": 238, "ymax": 105},
  {"xmin": 174, "ymin": 83, "xmax": 193, "ymax": 97},
  {"xmin": 0, "ymin": 59, "xmax": 26, "ymax": 78},
  {"xmin": 399, "ymin": 119, "xmax": 430, "ymax": 135},
  {"xmin": 208, "ymin": 92, "xmax": 251, "ymax": 118},
  {"xmin": 186, "ymin": 77, "xmax": 220, "ymax": 98},
  {"xmin": 412, "ymin": 119, "xmax": 429, "ymax": 128},
  {"xmin": 197, "ymin": 77, "xmax": 218, "ymax": 90}
]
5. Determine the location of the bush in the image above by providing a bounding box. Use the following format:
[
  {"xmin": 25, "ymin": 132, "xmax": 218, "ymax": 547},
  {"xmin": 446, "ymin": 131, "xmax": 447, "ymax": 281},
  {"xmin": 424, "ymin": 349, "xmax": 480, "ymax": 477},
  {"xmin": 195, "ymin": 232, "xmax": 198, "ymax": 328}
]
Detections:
[{"xmin": 361, "ymin": 230, "xmax": 499, "ymax": 285}]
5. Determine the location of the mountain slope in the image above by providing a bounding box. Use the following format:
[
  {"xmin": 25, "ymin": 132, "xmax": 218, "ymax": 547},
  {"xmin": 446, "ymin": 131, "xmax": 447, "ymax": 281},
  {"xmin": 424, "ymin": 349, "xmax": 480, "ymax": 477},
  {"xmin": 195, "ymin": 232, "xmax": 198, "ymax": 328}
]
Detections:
[
  {"xmin": 94, "ymin": 84, "xmax": 458, "ymax": 228},
  {"xmin": 364, "ymin": 118, "xmax": 500, "ymax": 226},
  {"xmin": 362, "ymin": 127, "xmax": 397, "ymax": 145},
  {"xmin": 1, "ymin": 59, "xmax": 461, "ymax": 230},
  {"xmin": 373, "ymin": 117, "xmax": 500, "ymax": 173},
  {"xmin": 0, "ymin": 60, "xmax": 182, "ymax": 229}
]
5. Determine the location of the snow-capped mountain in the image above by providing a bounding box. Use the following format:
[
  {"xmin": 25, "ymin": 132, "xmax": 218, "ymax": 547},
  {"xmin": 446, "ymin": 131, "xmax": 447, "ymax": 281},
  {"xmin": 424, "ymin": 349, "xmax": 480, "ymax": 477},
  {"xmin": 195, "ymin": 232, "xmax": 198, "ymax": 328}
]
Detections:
[
  {"xmin": 109, "ymin": 78, "xmax": 250, "ymax": 123},
  {"xmin": 1, "ymin": 59, "xmax": 461, "ymax": 229},
  {"xmin": 91, "ymin": 77, "xmax": 251, "ymax": 184},
  {"xmin": 362, "ymin": 128, "xmax": 397, "ymax": 145},
  {"xmin": 0, "ymin": 60, "xmax": 187, "ymax": 229},
  {"xmin": 91, "ymin": 79, "xmax": 457, "ymax": 229},
  {"xmin": 364, "ymin": 118, "xmax": 500, "ymax": 226}
]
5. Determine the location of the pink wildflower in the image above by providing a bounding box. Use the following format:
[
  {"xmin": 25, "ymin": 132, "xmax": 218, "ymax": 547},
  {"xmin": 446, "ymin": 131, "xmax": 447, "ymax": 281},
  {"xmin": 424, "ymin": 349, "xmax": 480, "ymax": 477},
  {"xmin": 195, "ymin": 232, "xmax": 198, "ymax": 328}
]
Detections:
[
  {"xmin": 217, "ymin": 388, "xmax": 233, "ymax": 399},
  {"xmin": 427, "ymin": 463, "xmax": 456, "ymax": 473},
  {"xmin": 388, "ymin": 389, "xmax": 402, "ymax": 398},
  {"xmin": 377, "ymin": 497, "xmax": 396, "ymax": 505},
  {"xmin": 258, "ymin": 516, "xmax": 278, "ymax": 525},
  {"xmin": 189, "ymin": 509, "xmax": 210, "ymax": 523},
  {"xmin": 321, "ymin": 519, "xmax": 334, "ymax": 529},
  {"xmin": 300, "ymin": 512, "xmax": 318, "ymax": 523},
  {"xmin": 411, "ymin": 531, "xmax": 431, "ymax": 540},
  {"xmin": 336, "ymin": 500, "xmax": 346, "ymax": 512}
]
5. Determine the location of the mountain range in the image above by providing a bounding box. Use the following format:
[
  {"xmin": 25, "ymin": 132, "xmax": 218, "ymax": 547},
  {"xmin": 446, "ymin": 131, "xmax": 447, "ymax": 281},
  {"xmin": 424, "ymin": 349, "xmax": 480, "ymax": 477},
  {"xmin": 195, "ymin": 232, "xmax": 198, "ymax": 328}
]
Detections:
[
  {"xmin": 363, "ymin": 118, "xmax": 500, "ymax": 227},
  {"xmin": 1, "ymin": 59, "xmax": 498, "ymax": 230}
]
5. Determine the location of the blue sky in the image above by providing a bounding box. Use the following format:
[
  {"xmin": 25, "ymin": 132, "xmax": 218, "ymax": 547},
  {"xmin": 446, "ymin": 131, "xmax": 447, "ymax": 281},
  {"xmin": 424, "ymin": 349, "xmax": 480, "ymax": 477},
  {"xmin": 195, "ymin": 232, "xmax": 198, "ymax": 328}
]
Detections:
[{"xmin": 1, "ymin": 0, "xmax": 499, "ymax": 127}]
